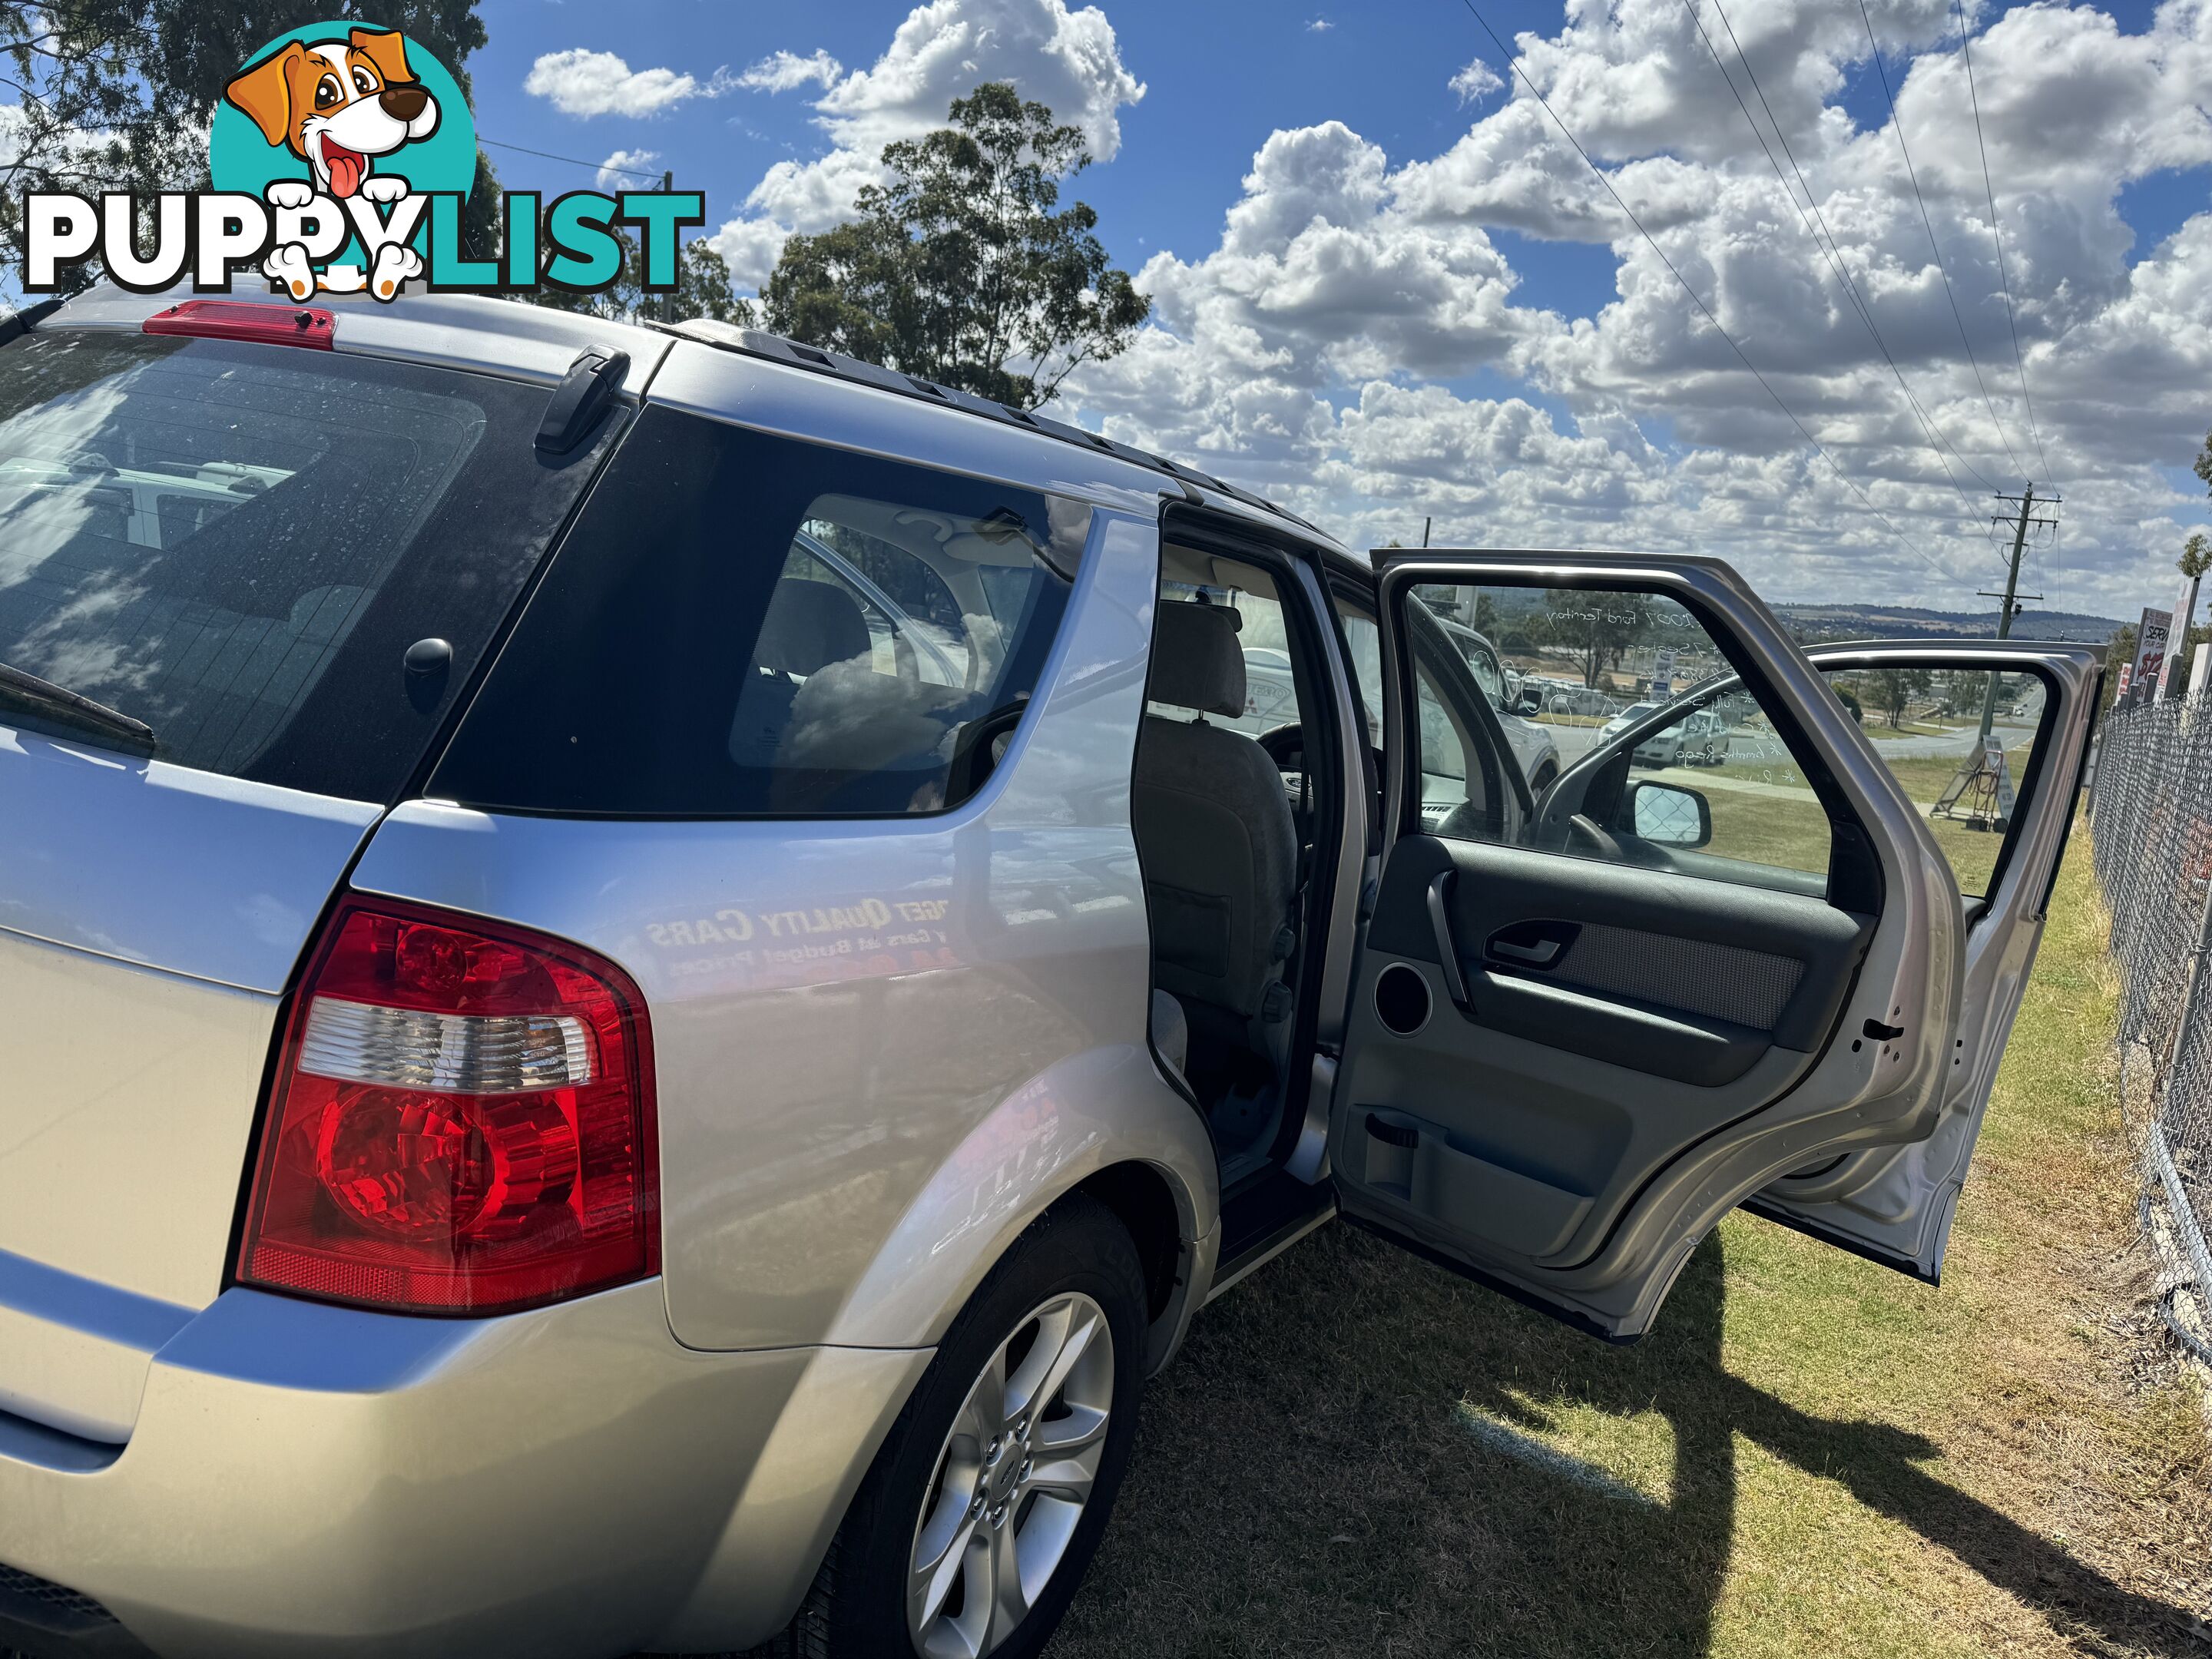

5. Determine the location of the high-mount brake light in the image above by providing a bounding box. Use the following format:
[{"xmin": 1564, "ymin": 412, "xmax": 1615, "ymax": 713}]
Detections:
[
  {"xmin": 144, "ymin": 299, "xmax": 335, "ymax": 349},
  {"xmin": 237, "ymin": 896, "xmax": 657, "ymax": 1316}
]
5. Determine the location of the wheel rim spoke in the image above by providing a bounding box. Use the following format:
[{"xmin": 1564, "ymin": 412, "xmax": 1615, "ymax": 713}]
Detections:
[
  {"xmin": 1005, "ymin": 1299, "xmax": 1101, "ymax": 1427},
  {"xmin": 909, "ymin": 1505, "xmax": 982, "ymax": 1634},
  {"xmin": 985, "ymin": 1503, "xmax": 1030, "ymax": 1644}
]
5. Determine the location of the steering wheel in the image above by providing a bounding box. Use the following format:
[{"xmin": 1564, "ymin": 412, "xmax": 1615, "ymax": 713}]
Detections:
[{"xmin": 1257, "ymin": 723, "xmax": 1304, "ymax": 771}]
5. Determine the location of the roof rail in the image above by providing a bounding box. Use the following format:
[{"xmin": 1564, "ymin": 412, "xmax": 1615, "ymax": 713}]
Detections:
[{"xmin": 653, "ymin": 317, "xmax": 1321, "ymax": 535}]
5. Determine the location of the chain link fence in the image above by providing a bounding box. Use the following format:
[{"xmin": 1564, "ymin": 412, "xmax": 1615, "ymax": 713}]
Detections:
[{"xmin": 2088, "ymin": 698, "xmax": 2212, "ymax": 1362}]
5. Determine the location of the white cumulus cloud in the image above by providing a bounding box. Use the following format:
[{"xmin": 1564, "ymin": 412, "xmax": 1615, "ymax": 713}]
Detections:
[
  {"xmin": 595, "ymin": 147, "xmax": 661, "ymax": 192},
  {"xmin": 1449, "ymin": 58, "xmax": 1503, "ymax": 106},
  {"xmin": 709, "ymin": 0, "xmax": 1146, "ymax": 287},
  {"xmin": 738, "ymin": 49, "xmax": 846, "ymax": 94},
  {"xmin": 524, "ymin": 49, "xmax": 717, "ymax": 118}
]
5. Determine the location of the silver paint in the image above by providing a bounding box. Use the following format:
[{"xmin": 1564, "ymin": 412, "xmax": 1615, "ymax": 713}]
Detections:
[{"xmin": 0, "ymin": 1280, "xmax": 926, "ymax": 1657}]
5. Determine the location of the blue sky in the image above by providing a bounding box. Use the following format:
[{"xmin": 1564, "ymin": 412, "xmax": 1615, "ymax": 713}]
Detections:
[{"xmin": 399, "ymin": 2, "xmax": 2212, "ymax": 610}]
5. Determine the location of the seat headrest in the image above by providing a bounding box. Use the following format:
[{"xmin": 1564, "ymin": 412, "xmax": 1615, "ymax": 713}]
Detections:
[
  {"xmin": 1149, "ymin": 599, "xmax": 1247, "ymax": 717},
  {"xmin": 756, "ymin": 578, "xmax": 871, "ymax": 676}
]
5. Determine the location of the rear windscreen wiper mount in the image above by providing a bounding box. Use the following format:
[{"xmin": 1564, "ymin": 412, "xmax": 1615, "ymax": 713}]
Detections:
[{"xmin": 0, "ymin": 660, "xmax": 157, "ymax": 757}]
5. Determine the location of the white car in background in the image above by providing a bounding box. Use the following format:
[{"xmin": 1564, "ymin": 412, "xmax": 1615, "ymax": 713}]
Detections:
[
  {"xmin": 1435, "ymin": 618, "xmax": 1561, "ymax": 792},
  {"xmin": 1600, "ymin": 700, "xmax": 1731, "ymax": 769}
]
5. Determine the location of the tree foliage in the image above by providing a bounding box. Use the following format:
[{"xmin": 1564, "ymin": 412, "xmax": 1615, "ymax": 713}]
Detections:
[
  {"xmin": 525, "ymin": 228, "xmax": 751, "ymax": 327},
  {"xmin": 764, "ymin": 82, "xmax": 1148, "ymax": 410},
  {"xmin": 1540, "ymin": 590, "xmax": 1651, "ymax": 689},
  {"xmin": 4, "ymin": 0, "xmax": 495, "ymax": 290},
  {"xmin": 2181, "ymin": 529, "xmax": 2211, "ymax": 581},
  {"xmin": 2195, "ymin": 428, "xmax": 2212, "ymax": 503},
  {"xmin": 1866, "ymin": 665, "xmax": 1932, "ymax": 728}
]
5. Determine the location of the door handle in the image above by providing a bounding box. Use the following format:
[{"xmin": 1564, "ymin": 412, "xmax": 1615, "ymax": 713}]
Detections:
[
  {"xmin": 1485, "ymin": 919, "xmax": 1581, "ymax": 972},
  {"xmin": 1491, "ymin": 936, "xmax": 1563, "ymax": 966},
  {"xmin": 1425, "ymin": 870, "xmax": 1472, "ymax": 1014}
]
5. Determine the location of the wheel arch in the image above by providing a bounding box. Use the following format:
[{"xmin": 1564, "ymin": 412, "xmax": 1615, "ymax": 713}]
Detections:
[{"xmin": 820, "ymin": 1044, "xmax": 1220, "ymax": 1370}]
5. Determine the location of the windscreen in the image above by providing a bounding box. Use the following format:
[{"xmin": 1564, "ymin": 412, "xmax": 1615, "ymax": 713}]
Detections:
[{"xmin": 0, "ymin": 330, "xmax": 621, "ymax": 801}]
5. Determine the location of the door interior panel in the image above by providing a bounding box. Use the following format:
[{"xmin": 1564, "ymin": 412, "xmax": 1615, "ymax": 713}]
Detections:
[
  {"xmin": 1371, "ymin": 836, "xmax": 1873, "ymax": 1051},
  {"xmin": 1335, "ymin": 833, "xmax": 1874, "ymax": 1267}
]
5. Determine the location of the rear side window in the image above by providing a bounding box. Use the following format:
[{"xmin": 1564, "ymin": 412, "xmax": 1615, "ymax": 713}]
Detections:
[
  {"xmin": 430, "ymin": 407, "xmax": 1089, "ymax": 817},
  {"xmin": 0, "ymin": 330, "xmax": 622, "ymax": 800}
]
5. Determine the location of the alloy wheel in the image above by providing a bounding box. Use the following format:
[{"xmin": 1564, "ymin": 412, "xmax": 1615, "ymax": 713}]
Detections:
[{"xmin": 906, "ymin": 1290, "xmax": 1115, "ymax": 1657}]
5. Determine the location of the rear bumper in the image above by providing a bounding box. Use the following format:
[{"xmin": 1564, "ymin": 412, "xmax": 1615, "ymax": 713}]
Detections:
[{"xmin": 0, "ymin": 1282, "xmax": 929, "ymax": 1659}]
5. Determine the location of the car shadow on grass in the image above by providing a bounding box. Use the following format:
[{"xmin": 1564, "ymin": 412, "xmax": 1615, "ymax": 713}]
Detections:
[{"xmin": 1048, "ymin": 1222, "xmax": 2200, "ymax": 1659}]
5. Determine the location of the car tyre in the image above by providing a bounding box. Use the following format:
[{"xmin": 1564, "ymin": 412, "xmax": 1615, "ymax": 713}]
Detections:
[
  {"xmin": 1529, "ymin": 761, "xmax": 1558, "ymax": 794},
  {"xmin": 765, "ymin": 1193, "xmax": 1147, "ymax": 1659}
]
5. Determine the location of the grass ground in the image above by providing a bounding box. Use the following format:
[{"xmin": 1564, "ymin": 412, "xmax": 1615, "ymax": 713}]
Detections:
[
  {"xmin": 1051, "ymin": 834, "xmax": 2212, "ymax": 1659},
  {"xmin": 1681, "ymin": 740, "xmax": 2035, "ymax": 897}
]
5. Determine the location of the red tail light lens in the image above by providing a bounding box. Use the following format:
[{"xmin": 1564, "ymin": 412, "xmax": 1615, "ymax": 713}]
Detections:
[{"xmin": 238, "ymin": 896, "xmax": 657, "ymax": 1316}]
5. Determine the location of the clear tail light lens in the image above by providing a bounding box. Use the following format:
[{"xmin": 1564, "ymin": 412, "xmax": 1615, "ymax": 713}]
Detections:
[{"xmin": 238, "ymin": 896, "xmax": 657, "ymax": 1316}]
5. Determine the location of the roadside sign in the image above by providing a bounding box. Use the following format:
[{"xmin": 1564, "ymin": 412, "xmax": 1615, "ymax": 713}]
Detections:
[
  {"xmin": 2132, "ymin": 607, "xmax": 2172, "ymax": 706},
  {"xmin": 1651, "ymin": 648, "xmax": 1676, "ymax": 695},
  {"xmin": 2155, "ymin": 578, "xmax": 2199, "ymax": 703}
]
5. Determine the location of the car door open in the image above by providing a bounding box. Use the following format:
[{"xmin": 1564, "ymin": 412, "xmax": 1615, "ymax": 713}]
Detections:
[{"xmin": 1329, "ymin": 554, "xmax": 1994, "ymax": 1340}]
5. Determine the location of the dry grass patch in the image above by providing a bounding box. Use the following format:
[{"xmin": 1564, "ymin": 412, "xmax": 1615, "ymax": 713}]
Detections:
[{"xmin": 1051, "ymin": 834, "xmax": 2209, "ymax": 1659}]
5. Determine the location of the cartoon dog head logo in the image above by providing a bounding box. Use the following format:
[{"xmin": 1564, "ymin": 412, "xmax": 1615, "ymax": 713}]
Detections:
[
  {"xmin": 210, "ymin": 23, "xmax": 474, "ymax": 301},
  {"xmin": 223, "ymin": 30, "xmax": 441, "ymax": 201}
]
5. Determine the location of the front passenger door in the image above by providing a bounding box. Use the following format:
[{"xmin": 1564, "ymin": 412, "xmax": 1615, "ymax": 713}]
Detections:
[{"xmin": 1330, "ymin": 555, "xmax": 1969, "ymax": 1339}]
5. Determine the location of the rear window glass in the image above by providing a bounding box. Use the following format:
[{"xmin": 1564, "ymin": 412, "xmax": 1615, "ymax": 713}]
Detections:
[
  {"xmin": 0, "ymin": 330, "xmax": 622, "ymax": 800},
  {"xmin": 430, "ymin": 407, "xmax": 1088, "ymax": 817}
]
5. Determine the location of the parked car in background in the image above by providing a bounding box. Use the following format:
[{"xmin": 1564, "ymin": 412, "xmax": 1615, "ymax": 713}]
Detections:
[
  {"xmin": 1631, "ymin": 707, "xmax": 1731, "ymax": 769},
  {"xmin": 0, "ymin": 283, "xmax": 2102, "ymax": 1659},
  {"xmin": 1436, "ymin": 617, "xmax": 1561, "ymax": 790},
  {"xmin": 1598, "ymin": 700, "xmax": 1660, "ymax": 745}
]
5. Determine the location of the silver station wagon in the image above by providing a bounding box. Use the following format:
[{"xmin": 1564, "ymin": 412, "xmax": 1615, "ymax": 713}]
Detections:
[{"xmin": 0, "ymin": 285, "xmax": 2098, "ymax": 1659}]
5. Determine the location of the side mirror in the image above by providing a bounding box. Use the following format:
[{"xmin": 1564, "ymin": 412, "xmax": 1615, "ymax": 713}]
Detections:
[{"xmin": 1628, "ymin": 780, "xmax": 1712, "ymax": 848}]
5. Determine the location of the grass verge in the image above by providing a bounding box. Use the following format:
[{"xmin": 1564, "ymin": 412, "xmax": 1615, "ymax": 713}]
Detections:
[{"xmin": 1052, "ymin": 833, "xmax": 2210, "ymax": 1659}]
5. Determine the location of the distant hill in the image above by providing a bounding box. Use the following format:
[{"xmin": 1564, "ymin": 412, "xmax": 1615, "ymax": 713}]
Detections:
[{"xmin": 1774, "ymin": 603, "xmax": 2123, "ymax": 644}]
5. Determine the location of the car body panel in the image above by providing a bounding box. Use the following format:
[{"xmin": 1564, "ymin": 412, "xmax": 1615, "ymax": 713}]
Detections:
[
  {"xmin": 0, "ymin": 726, "xmax": 378, "ymax": 992},
  {"xmin": 353, "ymin": 509, "xmax": 1220, "ymax": 1354},
  {"xmin": 0, "ymin": 1280, "xmax": 924, "ymax": 1659},
  {"xmin": 0, "ymin": 730, "xmax": 382, "ymax": 1442}
]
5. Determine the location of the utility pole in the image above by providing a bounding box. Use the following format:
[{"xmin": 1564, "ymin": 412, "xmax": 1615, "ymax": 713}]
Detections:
[{"xmin": 1977, "ymin": 484, "xmax": 2059, "ymax": 742}]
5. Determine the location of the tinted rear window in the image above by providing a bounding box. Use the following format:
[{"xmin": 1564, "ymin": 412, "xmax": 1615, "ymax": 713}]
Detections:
[
  {"xmin": 0, "ymin": 330, "xmax": 622, "ymax": 800},
  {"xmin": 429, "ymin": 406, "xmax": 1086, "ymax": 817}
]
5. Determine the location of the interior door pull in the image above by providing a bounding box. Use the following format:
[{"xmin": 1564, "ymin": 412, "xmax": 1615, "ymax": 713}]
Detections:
[
  {"xmin": 1425, "ymin": 871, "xmax": 1472, "ymax": 1013},
  {"xmin": 1492, "ymin": 936, "xmax": 1563, "ymax": 966}
]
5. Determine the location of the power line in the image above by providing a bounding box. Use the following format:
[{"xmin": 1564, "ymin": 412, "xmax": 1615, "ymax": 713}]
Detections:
[
  {"xmin": 1680, "ymin": 0, "xmax": 1992, "ymax": 545},
  {"xmin": 1854, "ymin": 0, "xmax": 2027, "ymax": 483},
  {"xmin": 1700, "ymin": 0, "xmax": 2004, "ymax": 503},
  {"xmin": 1452, "ymin": 0, "xmax": 1972, "ymax": 589},
  {"xmin": 1952, "ymin": 0, "xmax": 2054, "ymax": 488},
  {"xmin": 478, "ymin": 135, "xmax": 665, "ymax": 182}
]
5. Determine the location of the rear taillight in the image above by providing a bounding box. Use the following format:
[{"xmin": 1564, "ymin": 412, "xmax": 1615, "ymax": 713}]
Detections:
[{"xmin": 238, "ymin": 896, "xmax": 657, "ymax": 1316}]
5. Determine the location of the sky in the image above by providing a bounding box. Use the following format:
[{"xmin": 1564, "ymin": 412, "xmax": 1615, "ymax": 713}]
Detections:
[{"xmin": 463, "ymin": 0, "xmax": 2211, "ymax": 617}]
